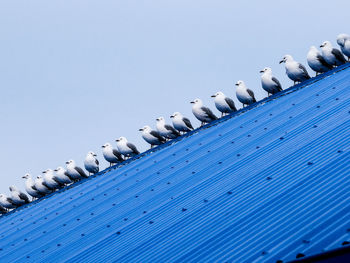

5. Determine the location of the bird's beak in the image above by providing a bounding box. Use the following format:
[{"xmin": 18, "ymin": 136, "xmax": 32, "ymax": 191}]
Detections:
[
  {"xmin": 156, "ymin": 118, "xmax": 159, "ymax": 121},
  {"xmin": 42, "ymin": 171, "xmax": 46, "ymax": 173},
  {"xmin": 21, "ymin": 176, "xmax": 25, "ymax": 179},
  {"xmin": 101, "ymin": 145, "xmax": 105, "ymax": 148},
  {"xmin": 139, "ymin": 128, "xmax": 143, "ymax": 131},
  {"xmin": 279, "ymin": 60, "xmax": 284, "ymax": 64},
  {"xmin": 259, "ymin": 70, "xmax": 264, "ymax": 73},
  {"xmin": 170, "ymin": 115, "xmax": 174, "ymax": 118},
  {"xmin": 54, "ymin": 169, "xmax": 58, "ymax": 172},
  {"xmin": 93, "ymin": 154, "xmax": 97, "ymax": 157},
  {"xmin": 211, "ymin": 95, "xmax": 216, "ymax": 97},
  {"xmin": 116, "ymin": 139, "xmax": 119, "ymax": 142},
  {"xmin": 320, "ymin": 44, "xmax": 323, "ymax": 48},
  {"xmin": 235, "ymin": 83, "xmax": 239, "ymax": 86},
  {"xmin": 65, "ymin": 161, "xmax": 69, "ymax": 164},
  {"xmin": 190, "ymin": 101, "xmax": 195, "ymax": 104}
]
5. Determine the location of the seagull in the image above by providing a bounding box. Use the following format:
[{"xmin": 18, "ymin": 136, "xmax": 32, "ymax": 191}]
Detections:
[
  {"xmin": 102, "ymin": 142, "xmax": 124, "ymax": 167},
  {"xmin": 235, "ymin": 80, "xmax": 257, "ymax": 106},
  {"xmin": 170, "ymin": 112, "xmax": 194, "ymax": 133},
  {"xmin": 84, "ymin": 151, "xmax": 99, "ymax": 175},
  {"xmin": 307, "ymin": 46, "xmax": 333, "ymax": 75},
  {"xmin": 337, "ymin": 33, "xmax": 350, "ymax": 60},
  {"xmin": 279, "ymin": 55, "xmax": 310, "ymax": 85},
  {"xmin": 66, "ymin": 160, "xmax": 88, "ymax": 181},
  {"xmin": 116, "ymin": 137, "xmax": 140, "ymax": 158},
  {"xmin": 156, "ymin": 117, "xmax": 180, "ymax": 139},
  {"xmin": 54, "ymin": 167, "xmax": 73, "ymax": 184},
  {"xmin": 190, "ymin": 98, "xmax": 218, "ymax": 126},
  {"xmin": 320, "ymin": 41, "xmax": 346, "ymax": 66},
  {"xmin": 9, "ymin": 186, "xmax": 30, "ymax": 205},
  {"xmin": 22, "ymin": 173, "xmax": 43, "ymax": 200},
  {"xmin": 43, "ymin": 169, "xmax": 64, "ymax": 189},
  {"xmin": 259, "ymin": 67, "xmax": 283, "ymax": 96},
  {"xmin": 211, "ymin": 91, "xmax": 237, "ymax": 116},
  {"xmin": 34, "ymin": 175, "xmax": 52, "ymax": 195},
  {"xmin": 139, "ymin": 125, "xmax": 166, "ymax": 148},
  {"xmin": 0, "ymin": 194, "xmax": 16, "ymax": 209}
]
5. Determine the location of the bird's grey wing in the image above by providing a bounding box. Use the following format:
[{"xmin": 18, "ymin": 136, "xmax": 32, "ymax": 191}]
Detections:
[
  {"xmin": 271, "ymin": 77, "xmax": 283, "ymax": 91},
  {"xmin": 246, "ymin": 89, "xmax": 256, "ymax": 102},
  {"xmin": 183, "ymin": 117, "xmax": 194, "ymax": 129},
  {"xmin": 31, "ymin": 185, "xmax": 38, "ymax": 191},
  {"xmin": 298, "ymin": 64, "xmax": 310, "ymax": 78},
  {"xmin": 224, "ymin": 97, "xmax": 237, "ymax": 111},
  {"xmin": 64, "ymin": 171, "xmax": 74, "ymax": 180},
  {"xmin": 42, "ymin": 181, "xmax": 51, "ymax": 189},
  {"xmin": 150, "ymin": 130, "xmax": 166, "ymax": 141},
  {"xmin": 112, "ymin": 149, "xmax": 124, "ymax": 161},
  {"xmin": 127, "ymin": 142, "xmax": 140, "ymax": 154},
  {"xmin": 202, "ymin": 107, "xmax": 218, "ymax": 120},
  {"xmin": 7, "ymin": 197, "xmax": 15, "ymax": 205},
  {"xmin": 19, "ymin": 192, "xmax": 30, "ymax": 203},
  {"xmin": 316, "ymin": 54, "xmax": 333, "ymax": 69},
  {"xmin": 332, "ymin": 48, "xmax": 346, "ymax": 63},
  {"xmin": 75, "ymin": 167, "xmax": 88, "ymax": 178},
  {"xmin": 95, "ymin": 159, "xmax": 99, "ymax": 165},
  {"xmin": 164, "ymin": 124, "xmax": 180, "ymax": 135}
]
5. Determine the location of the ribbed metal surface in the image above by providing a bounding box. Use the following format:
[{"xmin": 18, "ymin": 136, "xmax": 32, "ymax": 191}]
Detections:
[{"xmin": 0, "ymin": 64, "xmax": 349, "ymax": 263}]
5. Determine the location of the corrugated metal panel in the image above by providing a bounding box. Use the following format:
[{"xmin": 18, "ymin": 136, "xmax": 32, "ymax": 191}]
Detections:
[{"xmin": 0, "ymin": 64, "xmax": 349, "ymax": 263}]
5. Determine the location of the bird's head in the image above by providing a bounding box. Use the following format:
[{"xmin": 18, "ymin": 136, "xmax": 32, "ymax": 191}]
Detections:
[
  {"xmin": 170, "ymin": 112, "xmax": 181, "ymax": 118},
  {"xmin": 116, "ymin": 137, "xmax": 126, "ymax": 143},
  {"xmin": 260, "ymin": 67, "xmax": 271, "ymax": 73},
  {"xmin": 320, "ymin": 41, "xmax": 331, "ymax": 48},
  {"xmin": 279, "ymin": 55, "xmax": 292, "ymax": 64},
  {"xmin": 88, "ymin": 151, "xmax": 97, "ymax": 157},
  {"xmin": 156, "ymin": 117, "xmax": 165, "ymax": 122},
  {"xmin": 211, "ymin": 91, "xmax": 223, "ymax": 98},
  {"xmin": 235, "ymin": 80, "xmax": 244, "ymax": 87},
  {"xmin": 66, "ymin": 160, "xmax": 74, "ymax": 165},
  {"xmin": 190, "ymin": 98, "xmax": 202, "ymax": 105},
  {"xmin": 22, "ymin": 173, "xmax": 30, "ymax": 179},
  {"xmin": 36, "ymin": 175, "xmax": 42, "ymax": 179},
  {"xmin": 102, "ymin": 142, "xmax": 111, "ymax": 148},
  {"xmin": 54, "ymin": 167, "xmax": 63, "ymax": 172}
]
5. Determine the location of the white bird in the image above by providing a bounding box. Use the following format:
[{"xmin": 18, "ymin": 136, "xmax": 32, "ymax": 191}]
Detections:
[
  {"xmin": 279, "ymin": 55, "xmax": 310, "ymax": 85},
  {"xmin": 156, "ymin": 117, "xmax": 180, "ymax": 139},
  {"xmin": 235, "ymin": 80, "xmax": 257, "ymax": 106},
  {"xmin": 259, "ymin": 68, "xmax": 283, "ymax": 96},
  {"xmin": 9, "ymin": 185, "xmax": 30, "ymax": 205},
  {"xmin": 170, "ymin": 112, "xmax": 194, "ymax": 133},
  {"xmin": 337, "ymin": 33, "xmax": 350, "ymax": 60},
  {"xmin": 139, "ymin": 125, "xmax": 166, "ymax": 148},
  {"xmin": 22, "ymin": 173, "xmax": 43, "ymax": 199},
  {"xmin": 116, "ymin": 137, "xmax": 140, "ymax": 158},
  {"xmin": 43, "ymin": 169, "xmax": 63, "ymax": 189},
  {"xmin": 54, "ymin": 167, "xmax": 73, "ymax": 184},
  {"xmin": 0, "ymin": 194, "xmax": 16, "ymax": 209},
  {"xmin": 320, "ymin": 41, "xmax": 346, "ymax": 66},
  {"xmin": 34, "ymin": 175, "xmax": 52, "ymax": 195},
  {"xmin": 66, "ymin": 160, "xmax": 88, "ymax": 181},
  {"xmin": 84, "ymin": 151, "xmax": 99, "ymax": 175},
  {"xmin": 211, "ymin": 91, "xmax": 237, "ymax": 116},
  {"xmin": 307, "ymin": 46, "xmax": 333, "ymax": 75},
  {"xmin": 101, "ymin": 143, "xmax": 124, "ymax": 167},
  {"xmin": 190, "ymin": 98, "xmax": 218, "ymax": 126}
]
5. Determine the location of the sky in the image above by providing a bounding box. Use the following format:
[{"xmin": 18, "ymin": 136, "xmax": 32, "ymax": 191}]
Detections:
[{"xmin": 0, "ymin": 0, "xmax": 349, "ymax": 194}]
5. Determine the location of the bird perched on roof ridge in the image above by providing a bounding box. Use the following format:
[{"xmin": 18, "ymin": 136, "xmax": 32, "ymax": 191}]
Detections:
[
  {"xmin": 22, "ymin": 173, "xmax": 43, "ymax": 200},
  {"xmin": 116, "ymin": 137, "xmax": 140, "ymax": 158},
  {"xmin": 54, "ymin": 167, "xmax": 73, "ymax": 184},
  {"xmin": 235, "ymin": 80, "xmax": 256, "ymax": 107},
  {"xmin": 307, "ymin": 46, "xmax": 333, "ymax": 76},
  {"xmin": 0, "ymin": 194, "xmax": 16, "ymax": 209},
  {"xmin": 156, "ymin": 117, "xmax": 180, "ymax": 139},
  {"xmin": 84, "ymin": 151, "xmax": 99, "ymax": 175},
  {"xmin": 101, "ymin": 142, "xmax": 124, "ymax": 167},
  {"xmin": 43, "ymin": 169, "xmax": 63, "ymax": 189},
  {"xmin": 190, "ymin": 98, "xmax": 218, "ymax": 126},
  {"xmin": 66, "ymin": 160, "xmax": 88, "ymax": 181},
  {"xmin": 320, "ymin": 41, "xmax": 346, "ymax": 66},
  {"xmin": 211, "ymin": 91, "xmax": 237, "ymax": 116},
  {"xmin": 9, "ymin": 185, "xmax": 30, "ymax": 205},
  {"xmin": 139, "ymin": 125, "xmax": 166, "ymax": 148},
  {"xmin": 337, "ymin": 33, "xmax": 350, "ymax": 60},
  {"xmin": 34, "ymin": 175, "xmax": 52, "ymax": 195},
  {"xmin": 170, "ymin": 112, "xmax": 193, "ymax": 133},
  {"xmin": 259, "ymin": 67, "xmax": 283, "ymax": 96},
  {"xmin": 279, "ymin": 55, "xmax": 310, "ymax": 85}
]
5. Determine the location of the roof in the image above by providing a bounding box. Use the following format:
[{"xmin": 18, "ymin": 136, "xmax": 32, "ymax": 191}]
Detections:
[{"xmin": 0, "ymin": 63, "xmax": 349, "ymax": 263}]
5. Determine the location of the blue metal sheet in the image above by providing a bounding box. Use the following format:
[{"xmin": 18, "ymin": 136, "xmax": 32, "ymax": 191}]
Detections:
[{"xmin": 0, "ymin": 64, "xmax": 349, "ymax": 263}]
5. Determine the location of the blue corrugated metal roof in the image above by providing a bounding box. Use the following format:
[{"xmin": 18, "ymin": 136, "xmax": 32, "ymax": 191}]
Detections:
[{"xmin": 0, "ymin": 64, "xmax": 349, "ymax": 263}]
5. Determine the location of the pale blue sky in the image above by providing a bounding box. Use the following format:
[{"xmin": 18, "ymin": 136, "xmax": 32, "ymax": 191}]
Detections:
[{"xmin": 0, "ymin": 0, "xmax": 349, "ymax": 193}]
